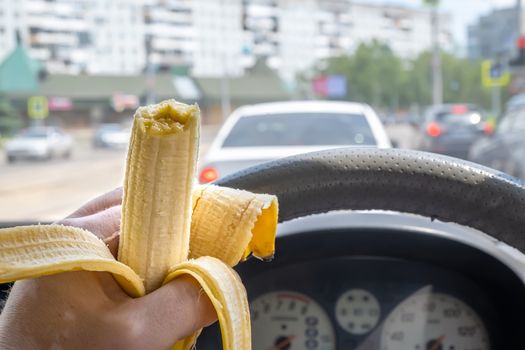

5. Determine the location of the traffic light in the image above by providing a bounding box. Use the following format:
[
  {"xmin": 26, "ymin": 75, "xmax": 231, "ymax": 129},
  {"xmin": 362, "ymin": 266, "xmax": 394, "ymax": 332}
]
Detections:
[{"xmin": 510, "ymin": 36, "xmax": 525, "ymax": 67}]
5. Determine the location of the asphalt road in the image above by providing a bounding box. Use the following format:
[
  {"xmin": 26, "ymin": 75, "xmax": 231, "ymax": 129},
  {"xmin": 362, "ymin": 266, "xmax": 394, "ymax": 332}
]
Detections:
[
  {"xmin": 0, "ymin": 126, "xmax": 218, "ymax": 222},
  {"xmin": 0, "ymin": 123, "xmax": 419, "ymax": 222}
]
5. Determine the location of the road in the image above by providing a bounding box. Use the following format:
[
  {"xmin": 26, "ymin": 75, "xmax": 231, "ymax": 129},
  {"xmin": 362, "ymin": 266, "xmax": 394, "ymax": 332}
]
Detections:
[
  {"xmin": 0, "ymin": 126, "xmax": 218, "ymax": 222},
  {"xmin": 0, "ymin": 124, "xmax": 418, "ymax": 222},
  {"xmin": 385, "ymin": 123, "xmax": 421, "ymax": 150}
]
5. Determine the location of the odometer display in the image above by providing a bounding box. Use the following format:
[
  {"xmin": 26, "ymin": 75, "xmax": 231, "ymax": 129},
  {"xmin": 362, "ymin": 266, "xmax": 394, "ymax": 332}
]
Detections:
[
  {"xmin": 381, "ymin": 292, "xmax": 490, "ymax": 350},
  {"xmin": 251, "ymin": 291, "xmax": 336, "ymax": 350}
]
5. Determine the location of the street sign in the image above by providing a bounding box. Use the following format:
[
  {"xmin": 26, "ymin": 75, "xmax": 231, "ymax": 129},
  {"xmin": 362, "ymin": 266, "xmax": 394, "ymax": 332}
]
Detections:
[
  {"xmin": 313, "ymin": 75, "xmax": 347, "ymax": 98},
  {"xmin": 482, "ymin": 60, "xmax": 510, "ymax": 88},
  {"xmin": 27, "ymin": 96, "xmax": 48, "ymax": 119}
]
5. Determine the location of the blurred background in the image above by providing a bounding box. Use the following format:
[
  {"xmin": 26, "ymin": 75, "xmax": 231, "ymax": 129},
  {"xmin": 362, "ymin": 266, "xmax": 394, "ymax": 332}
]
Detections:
[{"xmin": 0, "ymin": 0, "xmax": 524, "ymax": 222}]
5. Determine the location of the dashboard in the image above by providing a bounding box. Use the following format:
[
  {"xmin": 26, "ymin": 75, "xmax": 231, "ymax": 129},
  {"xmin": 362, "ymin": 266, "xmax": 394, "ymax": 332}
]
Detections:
[
  {"xmin": 247, "ymin": 258, "xmax": 493, "ymax": 350},
  {"xmin": 197, "ymin": 212, "xmax": 525, "ymax": 349},
  {"xmin": 2, "ymin": 212, "xmax": 525, "ymax": 349}
]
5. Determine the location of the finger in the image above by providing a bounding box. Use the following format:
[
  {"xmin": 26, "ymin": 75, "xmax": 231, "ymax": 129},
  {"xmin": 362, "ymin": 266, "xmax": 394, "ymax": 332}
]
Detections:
[
  {"xmin": 130, "ymin": 275, "xmax": 217, "ymax": 348},
  {"xmin": 66, "ymin": 187, "xmax": 123, "ymax": 219},
  {"xmin": 103, "ymin": 231, "xmax": 120, "ymax": 257},
  {"xmin": 59, "ymin": 205, "xmax": 121, "ymax": 243}
]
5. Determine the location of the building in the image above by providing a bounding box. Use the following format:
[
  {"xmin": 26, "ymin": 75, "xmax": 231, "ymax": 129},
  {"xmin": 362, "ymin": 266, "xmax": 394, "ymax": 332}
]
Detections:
[
  {"xmin": 0, "ymin": 0, "xmax": 452, "ymax": 79},
  {"xmin": 467, "ymin": 7, "xmax": 520, "ymax": 60},
  {"xmin": 315, "ymin": 0, "xmax": 353, "ymax": 59},
  {"xmin": 86, "ymin": 0, "xmax": 146, "ymax": 74},
  {"xmin": 191, "ymin": 0, "xmax": 244, "ymax": 77},
  {"xmin": 143, "ymin": 0, "xmax": 193, "ymax": 70},
  {"xmin": 241, "ymin": 0, "xmax": 452, "ymax": 79},
  {"xmin": 0, "ymin": 0, "xmax": 145, "ymax": 75},
  {"xmin": 349, "ymin": 3, "xmax": 451, "ymax": 59},
  {"xmin": 0, "ymin": 0, "xmax": 90, "ymax": 74},
  {"xmin": 277, "ymin": 0, "xmax": 318, "ymax": 81}
]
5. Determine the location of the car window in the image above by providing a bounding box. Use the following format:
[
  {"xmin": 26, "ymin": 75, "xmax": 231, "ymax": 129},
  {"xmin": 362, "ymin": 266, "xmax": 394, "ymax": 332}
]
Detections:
[
  {"xmin": 498, "ymin": 110, "xmax": 525, "ymax": 134},
  {"xmin": 512, "ymin": 110, "xmax": 525, "ymax": 131},
  {"xmin": 20, "ymin": 129, "xmax": 49, "ymax": 138},
  {"xmin": 0, "ymin": 0, "xmax": 523, "ymax": 219},
  {"xmin": 434, "ymin": 112, "xmax": 483, "ymax": 125},
  {"xmin": 222, "ymin": 113, "xmax": 376, "ymax": 147},
  {"xmin": 497, "ymin": 111, "xmax": 516, "ymax": 134}
]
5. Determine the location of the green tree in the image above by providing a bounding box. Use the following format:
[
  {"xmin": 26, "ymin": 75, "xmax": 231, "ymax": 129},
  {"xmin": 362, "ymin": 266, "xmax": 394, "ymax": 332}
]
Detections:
[
  {"xmin": 405, "ymin": 53, "xmax": 492, "ymax": 109},
  {"xmin": 315, "ymin": 44, "xmax": 493, "ymax": 110},
  {"xmin": 320, "ymin": 40, "xmax": 407, "ymax": 110},
  {"xmin": 0, "ymin": 94, "xmax": 22, "ymax": 136}
]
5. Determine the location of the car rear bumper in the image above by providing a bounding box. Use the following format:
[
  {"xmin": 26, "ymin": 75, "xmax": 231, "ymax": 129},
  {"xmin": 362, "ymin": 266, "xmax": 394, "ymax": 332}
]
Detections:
[
  {"xmin": 6, "ymin": 149, "xmax": 49, "ymax": 159},
  {"xmin": 420, "ymin": 139, "xmax": 475, "ymax": 159}
]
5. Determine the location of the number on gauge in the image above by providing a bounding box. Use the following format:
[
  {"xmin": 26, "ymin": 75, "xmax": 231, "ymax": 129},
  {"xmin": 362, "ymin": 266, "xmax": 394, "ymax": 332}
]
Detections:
[
  {"xmin": 381, "ymin": 292, "xmax": 490, "ymax": 350},
  {"xmin": 250, "ymin": 291, "xmax": 336, "ymax": 350},
  {"xmin": 335, "ymin": 288, "xmax": 381, "ymax": 335}
]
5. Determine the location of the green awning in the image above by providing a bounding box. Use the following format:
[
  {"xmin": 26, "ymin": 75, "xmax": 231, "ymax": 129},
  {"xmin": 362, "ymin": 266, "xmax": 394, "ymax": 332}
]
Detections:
[{"xmin": 0, "ymin": 45, "xmax": 40, "ymax": 93}]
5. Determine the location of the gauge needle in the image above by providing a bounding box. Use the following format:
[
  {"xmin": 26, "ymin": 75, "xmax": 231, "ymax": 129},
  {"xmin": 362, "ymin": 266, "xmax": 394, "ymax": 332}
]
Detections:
[
  {"xmin": 429, "ymin": 335, "xmax": 445, "ymax": 350},
  {"xmin": 270, "ymin": 335, "xmax": 296, "ymax": 350}
]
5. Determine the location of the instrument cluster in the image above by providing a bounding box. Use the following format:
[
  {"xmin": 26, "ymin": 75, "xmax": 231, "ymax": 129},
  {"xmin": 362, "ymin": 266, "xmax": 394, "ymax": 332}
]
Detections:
[{"xmin": 246, "ymin": 258, "xmax": 495, "ymax": 350}]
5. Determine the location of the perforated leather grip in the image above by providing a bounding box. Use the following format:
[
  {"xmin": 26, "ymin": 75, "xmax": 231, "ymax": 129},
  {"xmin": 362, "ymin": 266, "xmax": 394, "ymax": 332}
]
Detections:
[{"xmin": 217, "ymin": 148, "xmax": 525, "ymax": 253}]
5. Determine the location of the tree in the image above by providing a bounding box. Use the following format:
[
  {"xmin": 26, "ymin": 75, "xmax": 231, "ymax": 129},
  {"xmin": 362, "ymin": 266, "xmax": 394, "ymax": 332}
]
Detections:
[
  {"xmin": 0, "ymin": 94, "xmax": 22, "ymax": 136},
  {"xmin": 319, "ymin": 40, "xmax": 406, "ymax": 110},
  {"xmin": 314, "ymin": 42, "xmax": 493, "ymax": 111}
]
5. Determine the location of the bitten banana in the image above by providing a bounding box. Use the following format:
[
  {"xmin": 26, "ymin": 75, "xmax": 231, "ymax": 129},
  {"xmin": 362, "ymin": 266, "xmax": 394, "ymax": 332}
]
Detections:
[
  {"xmin": 118, "ymin": 101, "xmax": 199, "ymax": 293},
  {"xmin": 0, "ymin": 99, "xmax": 279, "ymax": 350}
]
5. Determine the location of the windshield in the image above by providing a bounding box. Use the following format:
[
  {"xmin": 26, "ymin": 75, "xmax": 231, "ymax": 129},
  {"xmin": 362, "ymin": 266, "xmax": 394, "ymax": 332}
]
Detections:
[
  {"xmin": 18, "ymin": 129, "xmax": 50, "ymax": 139},
  {"xmin": 222, "ymin": 113, "xmax": 376, "ymax": 147},
  {"xmin": 0, "ymin": 0, "xmax": 523, "ymax": 223},
  {"xmin": 434, "ymin": 112, "xmax": 484, "ymax": 125}
]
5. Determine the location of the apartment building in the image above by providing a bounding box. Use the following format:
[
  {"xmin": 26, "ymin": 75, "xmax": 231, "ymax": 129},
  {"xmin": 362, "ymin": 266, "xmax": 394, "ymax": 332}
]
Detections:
[
  {"xmin": 87, "ymin": 0, "xmax": 145, "ymax": 74},
  {"xmin": 143, "ymin": 0, "xmax": 193, "ymax": 70},
  {"xmin": 0, "ymin": 0, "xmax": 145, "ymax": 74},
  {"xmin": 241, "ymin": 0, "xmax": 451, "ymax": 79},
  {"xmin": 467, "ymin": 7, "xmax": 521, "ymax": 60},
  {"xmin": 191, "ymin": 0, "xmax": 244, "ymax": 77},
  {"xmin": 0, "ymin": 0, "xmax": 90, "ymax": 74},
  {"xmin": 0, "ymin": 0, "xmax": 452, "ymax": 78}
]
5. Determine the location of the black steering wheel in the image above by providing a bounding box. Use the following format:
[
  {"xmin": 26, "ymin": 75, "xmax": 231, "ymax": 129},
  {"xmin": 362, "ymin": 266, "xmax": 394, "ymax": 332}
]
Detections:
[{"xmin": 217, "ymin": 148, "xmax": 525, "ymax": 254}]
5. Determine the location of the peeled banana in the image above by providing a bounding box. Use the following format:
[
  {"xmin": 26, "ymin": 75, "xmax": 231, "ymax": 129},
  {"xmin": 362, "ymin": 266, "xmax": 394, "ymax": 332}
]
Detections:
[{"xmin": 0, "ymin": 99, "xmax": 278, "ymax": 350}]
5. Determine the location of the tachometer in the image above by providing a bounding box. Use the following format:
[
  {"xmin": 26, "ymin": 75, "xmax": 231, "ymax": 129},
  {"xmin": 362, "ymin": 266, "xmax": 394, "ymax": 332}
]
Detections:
[
  {"xmin": 381, "ymin": 292, "xmax": 490, "ymax": 350},
  {"xmin": 250, "ymin": 291, "xmax": 336, "ymax": 350}
]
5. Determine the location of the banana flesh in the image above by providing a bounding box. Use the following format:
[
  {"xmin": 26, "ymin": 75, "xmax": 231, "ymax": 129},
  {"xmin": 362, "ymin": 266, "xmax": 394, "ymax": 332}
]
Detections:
[
  {"xmin": 0, "ymin": 99, "xmax": 279, "ymax": 350},
  {"xmin": 118, "ymin": 100, "xmax": 199, "ymax": 293}
]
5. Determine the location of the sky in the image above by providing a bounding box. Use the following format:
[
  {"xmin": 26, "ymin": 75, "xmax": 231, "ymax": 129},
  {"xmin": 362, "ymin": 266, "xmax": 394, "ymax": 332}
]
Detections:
[{"xmin": 365, "ymin": 0, "xmax": 518, "ymax": 47}]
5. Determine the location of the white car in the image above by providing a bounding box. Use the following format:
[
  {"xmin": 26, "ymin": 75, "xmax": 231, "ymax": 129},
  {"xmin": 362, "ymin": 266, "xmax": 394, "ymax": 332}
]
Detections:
[
  {"xmin": 199, "ymin": 101, "xmax": 391, "ymax": 183},
  {"xmin": 92, "ymin": 124, "xmax": 131, "ymax": 149},
  {"xmin": 5, "ymin": 127, "xmax": 73, "ymax": 163}
]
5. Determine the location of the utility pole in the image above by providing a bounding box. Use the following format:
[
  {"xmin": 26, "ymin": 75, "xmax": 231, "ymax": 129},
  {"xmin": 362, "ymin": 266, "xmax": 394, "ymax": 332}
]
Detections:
[
  {"xmin": 220, "ymin": 0, "xmax": 231, "ymax": 121},
  {"xmin": 430, "ymin": 3, "xmax": 443, "ymax": 106},
  {"xmin": 518, "ymin": 0, "xmax": 522, "ymax": 35},
  {"xmin": 145, "ymin": 38, "xmax": 156, "ymax": 105}
]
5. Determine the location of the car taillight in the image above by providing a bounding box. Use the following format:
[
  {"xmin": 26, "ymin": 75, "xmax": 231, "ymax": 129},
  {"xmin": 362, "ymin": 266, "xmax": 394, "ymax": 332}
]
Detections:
[
  {"xmin": 426, "ymin": 122, "xmax": 442, "ymax": 137},
  {"xmin": 199, "ymin": 166, "xmax": 219, "ymax": 183},
  {"xmin": 483, "ymin": 122, "xmax": 495, "ymax": 135}
]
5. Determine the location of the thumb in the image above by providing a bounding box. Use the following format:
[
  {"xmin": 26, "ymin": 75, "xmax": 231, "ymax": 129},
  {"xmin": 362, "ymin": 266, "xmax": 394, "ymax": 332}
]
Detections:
[{"xmin": 129, "ymin": 275, "xmax": 217, "ymax": 348}]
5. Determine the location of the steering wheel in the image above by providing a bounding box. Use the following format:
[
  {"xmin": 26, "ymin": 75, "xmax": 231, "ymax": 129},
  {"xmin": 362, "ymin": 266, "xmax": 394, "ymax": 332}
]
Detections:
[{"xmin": 217, "ymin": 148, "xmax": 525, "ymax": 254}]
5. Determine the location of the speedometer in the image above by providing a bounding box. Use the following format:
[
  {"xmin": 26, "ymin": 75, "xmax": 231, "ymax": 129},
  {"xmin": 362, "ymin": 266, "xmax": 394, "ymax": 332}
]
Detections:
[
  {"xmin": 381, "ymin": 292, "xmax": 490, "ymax": 350},
  {"xmin": 250, "ymin": 291, "xmax": 336, "ymax": 350}
]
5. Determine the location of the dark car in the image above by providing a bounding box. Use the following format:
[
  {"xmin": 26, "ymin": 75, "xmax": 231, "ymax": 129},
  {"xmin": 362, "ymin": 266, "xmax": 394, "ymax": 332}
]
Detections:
[
  {"xmin": 469, "ymin": 106, "xmax": 525, "ymax": 179},
  {"xmin": 418, "ymin": 104, "xmax": 492, "ymax": 159}
]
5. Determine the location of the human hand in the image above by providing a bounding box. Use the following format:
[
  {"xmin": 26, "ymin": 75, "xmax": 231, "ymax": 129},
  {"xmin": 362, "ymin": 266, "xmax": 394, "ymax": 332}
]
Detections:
[{"xmin": 0, "ymin": 188, "xmax": 216, "ymax": 349}]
